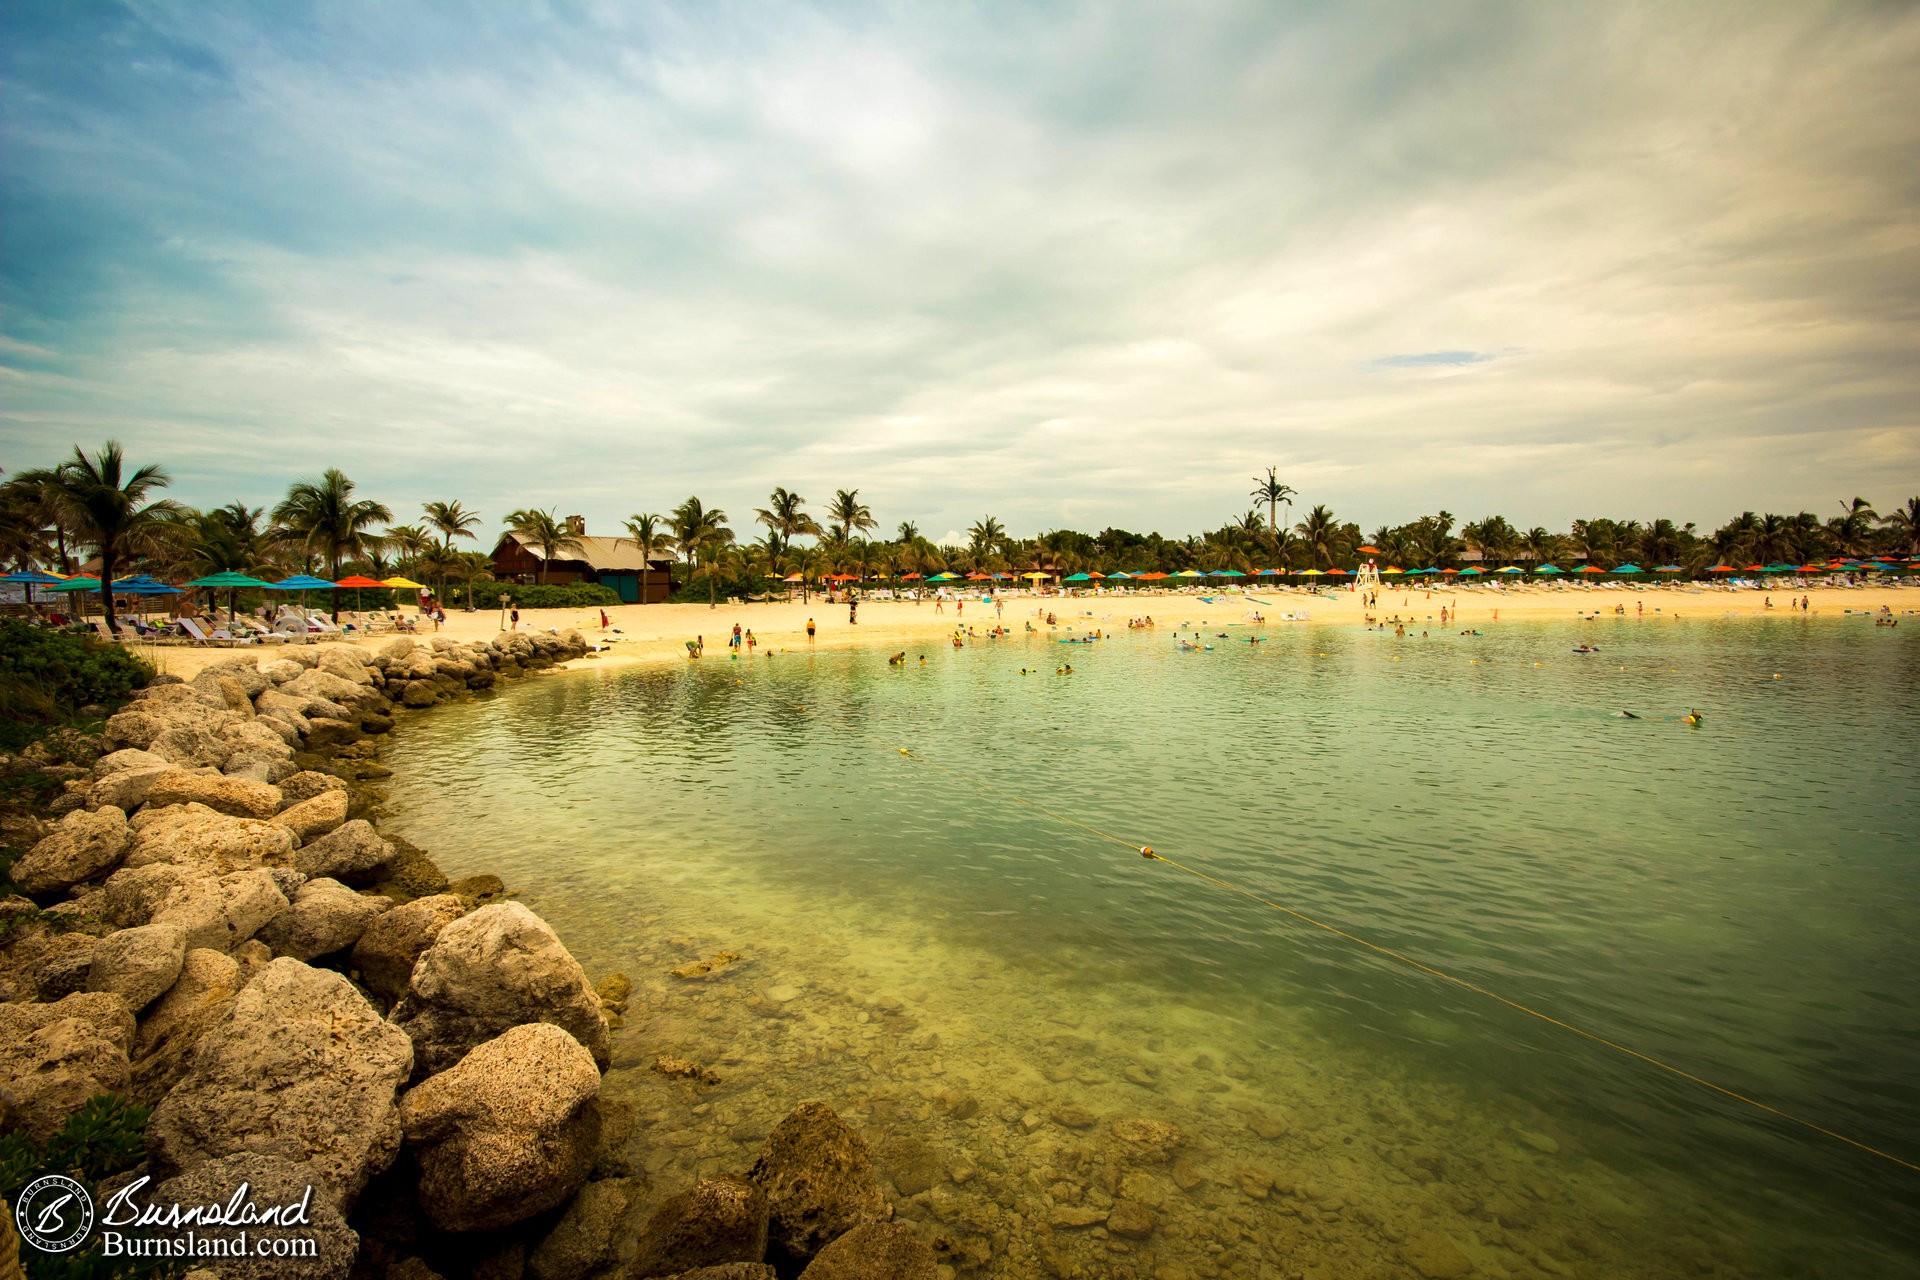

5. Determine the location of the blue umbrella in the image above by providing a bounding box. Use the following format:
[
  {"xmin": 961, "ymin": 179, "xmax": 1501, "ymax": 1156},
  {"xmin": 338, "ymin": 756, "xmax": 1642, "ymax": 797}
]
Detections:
[
  {"xmin": 269, "ymin": 575, "xmax": 338, "ymax": 590},
  {"xmin": 2, "ymin": 568, "xmax": 65, "ymax": 607}
]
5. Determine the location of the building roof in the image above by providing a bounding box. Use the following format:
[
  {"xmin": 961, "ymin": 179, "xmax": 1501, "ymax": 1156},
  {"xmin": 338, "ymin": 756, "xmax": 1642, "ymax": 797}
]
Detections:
[{"xmin": 494, "ymin": 532, "xmax": 669, "ymax": 573}]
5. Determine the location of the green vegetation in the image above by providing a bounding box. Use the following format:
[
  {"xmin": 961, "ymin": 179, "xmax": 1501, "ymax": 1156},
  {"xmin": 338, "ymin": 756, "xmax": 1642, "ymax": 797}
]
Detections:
[
  {"xmin": 0, "ymin": 1095, "xmax": 179, "ymax": 1279},
  {"xmin": 0, "ymin": 621, "xmax": 151, "ymax": 752},
  {"xmin": 489, "ymin": 582, "xmax": 619, "ymax": 609}
]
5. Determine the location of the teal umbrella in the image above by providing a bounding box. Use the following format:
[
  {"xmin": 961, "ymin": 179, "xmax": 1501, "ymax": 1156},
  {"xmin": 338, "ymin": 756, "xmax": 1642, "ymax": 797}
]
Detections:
[
  {"xmin": 1611, "ymin": 564, "xmax": 1643, "ymax": 574},
  {"xmin": 1533, "ymin": 565, "xmax": 1563, "ymax": 575},
  {"xmin": 186, "ymin": 570, "xmax": 273, "ymax": 624},
  {"xmin": 1062, "ymin": 572, "xmax": 1092, "ymax": 582}
]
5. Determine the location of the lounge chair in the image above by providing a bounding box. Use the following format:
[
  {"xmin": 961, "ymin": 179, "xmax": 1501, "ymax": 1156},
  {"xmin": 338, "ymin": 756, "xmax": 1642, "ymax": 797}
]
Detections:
[{"xmin": 179, "ymin": 618, "xmax": 215, "ymax": 643}]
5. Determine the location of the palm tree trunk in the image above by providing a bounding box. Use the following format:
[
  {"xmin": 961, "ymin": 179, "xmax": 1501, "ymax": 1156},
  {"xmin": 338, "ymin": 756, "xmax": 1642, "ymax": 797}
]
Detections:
[
  {"xmin": 641, "ymin": 561, "xmax": 648, "ymax": 605},
  {"xmin": 100, "ymin": 547, "xmax": 118, "ymax": 633}
]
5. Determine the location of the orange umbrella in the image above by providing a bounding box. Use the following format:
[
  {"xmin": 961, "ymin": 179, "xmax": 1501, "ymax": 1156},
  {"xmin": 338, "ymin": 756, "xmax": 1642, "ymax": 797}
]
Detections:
[
  {"xmin": 1358, "ymin": 545, "xmax": 1382, "ymax": 554},
  {"xmin": 333, "ymin": 575, "xmax": 386, "ymax": 587}
]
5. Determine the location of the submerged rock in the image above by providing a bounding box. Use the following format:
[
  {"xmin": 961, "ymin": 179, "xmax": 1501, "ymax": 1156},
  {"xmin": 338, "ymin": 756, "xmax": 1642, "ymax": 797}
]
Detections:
[
  {"xmin": 629, "ymin": 1179, "xmax": 769, "ymax": 1279},
  {"xmin": 796, "ymin": 1222, "xmax": 937, "ymax": 1279},
  {"xmin": 749, "ymin": 1102, "xmax": 890, "ymax": 1272}
]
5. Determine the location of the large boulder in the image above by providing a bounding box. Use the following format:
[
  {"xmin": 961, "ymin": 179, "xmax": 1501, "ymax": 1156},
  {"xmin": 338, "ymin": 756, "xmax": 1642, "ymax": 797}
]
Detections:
[
  {"xmin": 148, "ymin": 958, "xmax": 413, "ymax": 1210},
  {"xmin": 103, "ymin": 863, "xmax": 211, "ymax": 928},
  {"xmin": 749, "ymin": 1103, "xmax": 890, "ymax": 1273},
  {"xmin": 149, "ymin": 870, "xmax": 289, "ymax": 953},
  {"xmin": 223, "ymin": 718, "xmax": 297, "ymax": 760},
  {"xmin": 257, "ymin": 879, "xmax": 386, "ymax": 961},
  {"xmin": 293, "ymin": 820, "xmax": 397, "ymax": 882},
  {"xmin": 399, "ymin": 1022, "xmax": 601, "ymax": 1233},
  {"xmin": 796, "ymin": 1223, "xmax": 937, "ymax": 1280},
  {"xmin": 630, "ymin": 1180, "xmax": 769, "ymax": 1279},
  {"xmin": 278, "ymin": 771, "xmax": 349, "ymax": 808},
  {"xmin": 131, "ymin": 948, "xmax": 241, "ymax": 1104},
  {"xmin": 86, "ymin": 764, "xmax": 176, "ymax": 814},
  {"xmin": 94, "ymin": 747, "xmax": 171, "ymax": 776},
  {"xmin": 103, "ymin": 690, "xmax": 231, "ymax": 752},
  {"xmin": 317, "ymin": 647, "xmax": 377, "ymax": 685},
  {"xmin": 351, "ymin": 894, "xmax": 465, "ymax": 1002},
  {"xmin": 143, "ymin": 772, "xmax": 283, "ymax": 821},
  {"xmin": 0, "ymin": 992, "xmax": 135, "ymax": 1142},
  {"xmin": 12, "ymin": 805, "xmax": 132, "ymax": 894},
  {"xmin": 147, "ymin": 1153, "xmax": 357, "ymax": 1280},
  {"xmin": 85, "ymin": 922, "xmax": 188, "ymax": 1011},
  {"xmin": 527, "ymin": 1178, "xmax": 638, "ymax": 1280},
  {"xmin": 285, "ymin": 668, "xmax": 384, "ymax": 711},
  {"xmin": 390, "ymin": 902, "xmax": 610, "ymax": 1079},
  {"xmin": 271, "ymin": 790, "xmax": 349, "ymax": 842},
  {"xmin": 127, "ymin": 803, "xmax": 297, "ymax": 874}
]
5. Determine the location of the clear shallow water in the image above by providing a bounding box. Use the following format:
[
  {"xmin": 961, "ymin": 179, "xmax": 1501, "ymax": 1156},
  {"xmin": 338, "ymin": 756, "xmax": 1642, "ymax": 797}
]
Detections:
[{"xmin": 384, "ymin": 614, "xmax": 1920, "ymax": 1278}]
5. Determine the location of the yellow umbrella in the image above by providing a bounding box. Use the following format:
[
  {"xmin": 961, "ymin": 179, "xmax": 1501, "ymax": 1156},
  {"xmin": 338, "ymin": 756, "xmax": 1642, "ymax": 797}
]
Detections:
[
  {"xmin": 1297, "ymin": 569, "xmax": 1324, "ymax": 576},
  {"xmin": 383, "ymin": 576, "xmax": 427, "ymax": 589},
  {"xmin": 1022, "ymin": 570, "xmax": 1050, "ymax": 579}
]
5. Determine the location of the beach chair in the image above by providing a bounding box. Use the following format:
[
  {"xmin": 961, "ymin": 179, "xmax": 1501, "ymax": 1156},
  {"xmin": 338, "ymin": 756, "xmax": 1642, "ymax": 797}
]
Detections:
[
  {"xmin": 308, "ymin": 613, "xmax": 340, "ymax": 633},
  {"xmin": 89, "ymin": 618, "xmax": 120, "ymax": 642},
  {"xmin": 179, "ymin": 618, "xmax": 216, "ymax": 644}
]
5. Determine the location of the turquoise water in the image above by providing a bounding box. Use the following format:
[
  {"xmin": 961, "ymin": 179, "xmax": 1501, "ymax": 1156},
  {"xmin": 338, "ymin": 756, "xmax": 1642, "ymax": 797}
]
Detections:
[{"xmin": 384, "ymin": 614, "xmax": 1920, "ymax": 1278}]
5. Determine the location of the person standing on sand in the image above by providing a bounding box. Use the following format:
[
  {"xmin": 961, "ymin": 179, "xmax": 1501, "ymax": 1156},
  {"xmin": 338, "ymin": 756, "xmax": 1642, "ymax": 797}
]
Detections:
[
  {"xmin": 935, "ymin": 596, "xmax": 944, "ymax": 613},
  {"xmin": 510, "ymin": 607, "xmax": 520, "ymax": 631},
  {"xmin": 600, "ymin": 609, "xmax": 610, "ymax": 629},
  {"xmin": 807, "ymin": 618, "xmax": 816, "ymax": 640},
  {"xmin": 849, "ymin": 599, "xmax": 858, "ymax": 625}
]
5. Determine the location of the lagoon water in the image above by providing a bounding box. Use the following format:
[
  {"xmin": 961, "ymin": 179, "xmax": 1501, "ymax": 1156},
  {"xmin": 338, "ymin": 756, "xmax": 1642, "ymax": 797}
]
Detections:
[{"xmin": 384, "ymin": 612, "xmax": 1920, "ymax": 1278}]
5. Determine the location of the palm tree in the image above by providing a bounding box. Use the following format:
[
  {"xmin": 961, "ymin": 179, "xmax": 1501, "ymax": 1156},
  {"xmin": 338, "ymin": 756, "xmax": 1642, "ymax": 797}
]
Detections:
[
  {"xmin": 1881, "ymin": 496, "xmax": 1920, "ymax": 557},
  {"xmin": 33, "ymin": 442, "xmax": 179, "ymax": 632},
  {"xmin": 452, "ymin": 550, "xmax": 495, "ymax": 610},
  {"xmin": 415, "ymin": 544, "xmax": 464, "ymax": 603},
  {"xmin": 272, "ymin": 468, "xmax": 392, "ymax": 619},
  {"xmin": 755, "ymin": 488, "xmax": 821, "ymax": 602},
  {"xmin": 501, "ymin": 508, "xmax": 583, "ymax": 585},
  {"xmin": 1521, "ymin": 526, "xmax": 1557, "ymax": 567},
  {"xmin": 1295, "ymin": 504, "xmax": 1341, "ymax": 568},
  {"xmin": 1828, "ymin": 498, "xmax": 1876, "ymax": 557},
  {"xmin": 386, "ymin": 524, "xmax": 433, "ymax": 566},
  {"xmin": 828, "ymin": 488, "xmax": 877, "ymax": 542},
  {"xmin": 895, "ymin": 520, "xmax": 920, "ymax": 545},
  {"xmin": 422, "ymin": 500, "xmax": 482, "ymax": 550},
  {"xmin": 1250, "ymin": 467, "xmax": 1297, "ymax": 537},
  {"xmin": 968, "ymin": 516, "xmax": 1005, "ymax": 559},
  {"xmin": 621, "ymin": 512, "xmax": 671, "ymax": 605},
  {"xmin": 673, "ymin": 496, "xmax": 734, "ymax": 607}
]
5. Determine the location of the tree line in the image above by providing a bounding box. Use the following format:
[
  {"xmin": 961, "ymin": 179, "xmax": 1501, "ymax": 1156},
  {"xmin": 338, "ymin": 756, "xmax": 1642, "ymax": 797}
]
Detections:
[{"xmin": 4, "ymin": 444, "xmax": 1916, "ymax": 626}]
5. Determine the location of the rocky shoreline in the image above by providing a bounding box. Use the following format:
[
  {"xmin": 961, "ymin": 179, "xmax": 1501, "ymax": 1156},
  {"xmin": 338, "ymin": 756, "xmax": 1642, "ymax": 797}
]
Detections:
[{"xmin": 1, "ymin": 631, "xmax": 937, "ymax": 1280}]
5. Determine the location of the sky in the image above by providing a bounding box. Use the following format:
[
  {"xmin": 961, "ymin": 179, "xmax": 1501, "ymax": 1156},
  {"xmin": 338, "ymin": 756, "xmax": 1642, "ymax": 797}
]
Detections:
[{"xmin": 3, "ymin": 0, "xmax": 1917, "ymax": 548}]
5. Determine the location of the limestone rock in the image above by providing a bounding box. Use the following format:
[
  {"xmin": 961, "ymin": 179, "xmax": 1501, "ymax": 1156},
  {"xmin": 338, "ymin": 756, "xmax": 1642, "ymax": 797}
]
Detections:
[
  {"xmin": 1402, "ymin": 1230, "xmax": 1473, "ymax": 1280},
  {"xmin": 103, "ymin": 863, "xmax": 210, "ymax": 928},
  {"xmin": 12, "ymin": 805, "xmax": 132, "ymax": 894},
  {"xmin": 148, "ymin": 958, "xmax": 413, "ymax": 1209},
  {"xmin": 527, "ymin": 1177, "xmax": 638, "ymax": 1280},
  {"xmin": 317, "ymin": 646, "xmax": 377, "ymax": 685},
  {"xmin": 127, "ymin": 803, "xmax": 297, "ymax": 874},
  {"xmin": 94, "ymin": 747, "xmax": 171, "ymax": 776},
  {"xmin": 630, "ymin": 1179, "xmax": 769, "ymax": 1279},
  {"xmin": 0, "ymin": 992, "xmax": 135, "ymax": 1142},
  {"xmin": 351, "ymin": 894, "xmax": 465, "ymax": 1002},
  {"xmin": 657, "ymin": 1269, "xmax": 776, "ymax": 1280},
  {"xmin": 271, "ymin": 790, "xmax": 349, "ymax": 842},
  {"xmin": 149, "ymin": 1153, "xmax": 357, "ymax": 1280},
  {"xmin": 294, "ymin": 819, "xmax": 397, "ymax": 882},
  {"xmin": 399, "ymin": 1022, "xmax": 602, "ymax": 1233},
  {"xmin": 1110, "ymin": 1115, "xmax": 1186, "ymax": 1162},
  {"xmin": 285, "ymin": 668, "xmax": 383, "ymax": 710},
  {"xmin": 279, "ymin": 771, "xmax": 349, "ymax": 808},
  {"xmin": 257, "ymin": 879, "xmax": 386, "ymax": 962},
  {"xmin": 749, "ymin": 1102, "xmax": 890, "ymax": 1272},
  {"xmin": 131, "ymin": 948, "xmax": 241, "ymax": 1103},
  {"xmin": 796, "ymin": 1222, "xmax": 937, "ymax": 1279},
  {"xmin": 142, "ymin": 772, "xmax": 282, "ymax": 820},
  {"xmin": 261, "ymin": 659, "xmax": 305, "ymax": 685},
  {"xmin": 391, "ymin": 902, "xmax": 610, "ymax": 1079},
  {"xmin": 1105, "ymin": 1200, "xmax": 1155, "ymax": 1239},
  {"xmin": 85, "ymin": 923, "xmax": 188, "ymax": 1011},
  {"xmin": 150, "ymin": 869, "xmax": 289, "ymax": 953}
]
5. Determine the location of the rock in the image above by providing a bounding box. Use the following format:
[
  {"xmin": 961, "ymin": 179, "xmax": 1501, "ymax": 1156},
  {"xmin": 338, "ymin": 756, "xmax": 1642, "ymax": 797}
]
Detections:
[
  {"xmin": 400, "ymin": 1023, "xmax": 602, "ymax": 1233},
  {"xmin": 142, "ymin": 772, "xmax": 282, "ymax": 820},
  {"xmin": 446, "ymin": 873, "xmax": 505, "ymax": 907},
  {"xmin": 103, "ymin": 863, "xmax": 212, "ymax": 928},
  {"xmin": 797, "ymin": 1222, "xmax": 936, "ymax": 1279},
  {"xmin": 630, "ymin": 1179, "xmax": 769, "ymax": 1278},
  {"xmin": 279, "ymin": 771, "xmax": 349, "ymax": 808},
  {"xmin": 656, "ymin": 1269, "xmax": 776, "ymax": 1280},
  {"xmin": 257, "ymin": 879, "xmax": 387, "ymax": 961},
  {"xmin": 94, "ymin": 747, "xmax": 171, "ymax": 776},
  {"xmin": 749, "ymin": 1102, "xmax": 890, "ymax": 1272},
  {"xmin": 150, "ymin": 869, "xmax": 289, "ymax": 953},
  {"xmin": 85, "ymin": 923, "xmax": 188, "ymax": 1011},
  {"xmin": 294, "ymin": 820, "xmax": 398, "ymax": 883},
  {"xmin": 0, "ymin": 992, "xmax": 135, "ymax": 1142},
  {"xmin": 304, "ymin": 717, "xmax": 363, "ymax": 750},
  {"xmin": 1051, "ymin": 1106, "xmax": 1097, "ymax": 1130},
  {"xmin": 32, "ymin": 933, "xmax": 102, "ymax": 1001},
  {"xmin": 127, "ymin": 803, "xmax": 297, "ymax": 875},
  {"xmin": 884, "ymin": 1138, "xmax": 940, "ymax": 1197},
  {"xmin": 1402, "ymin": 1230, "xmax": 1473, "ymax": 1280},
  {"xmin": 261, "ymin": 659, "xmax": 305, "ymax": 685},
  {"xmin": 391, "ymin": 902, "xmax": 610, "ymax": 1079},
  {"xmin": 146, "ymin": 1153, "xmax": 357, "ymax": 1280},
  {"xmin": 401, "ymin": 681, "xmax": 440, "ymax": 708},
  {"xmin": 370, "ymin": 842, "xmax": 452, "ymax": 902},
  {"xmin": 103, "ymin": 695, "xmax": 230, "ymax": 754},
  {"xmin": 86, "ymin": 764, "xmax": 175, "ymax": 814},
  {"xmin": 317, "ymin": 647, "xmax": 377, "ymax": 685},
  {"xmin": 12, "ymin": 806, "xmax": 133, "ymax": 894},
  {"xmin": 131, "ymin": 948, "xmax": 241, "ymax": 1103},
  {"xmin": 1110, "ymin": 1115, "xmax": 1185, "ymax": 1162},
  {"xmin": 148, "ymin": 958, "xmax": 413, "ymax": 1209},
  {"xmin": 350, "ymin": 893, "xmax": 465, "ymax": 1002},
  {"xmin": 527, "ymin": 1177, "xmax": 638, "ymax": 1280},
  {"xmin": 285, "ymin": 668, "xmax": 382, "ymax": 710},
  {"xmin": 1105, "ymin": 1200, "xmax": 1155, "ymax": 1239},
  {"xmin": 1512, "ymin": 1124, "xmax": 1560, "ymax": 1155},
  {"xmin": 271, "ymin": 790, "xmax": 350, "ymax": 842}
]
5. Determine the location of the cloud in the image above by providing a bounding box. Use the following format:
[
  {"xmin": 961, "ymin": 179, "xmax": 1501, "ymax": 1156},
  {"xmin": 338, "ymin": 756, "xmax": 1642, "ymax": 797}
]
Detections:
[{"xmin": 2, "ymin": 0, "xmax": 1917, "ymax": 541}]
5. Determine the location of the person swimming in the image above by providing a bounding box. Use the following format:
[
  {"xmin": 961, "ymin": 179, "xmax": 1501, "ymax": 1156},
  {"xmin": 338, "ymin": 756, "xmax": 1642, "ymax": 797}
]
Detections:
[
  {"xmin": 1684, "ymin": 708, "xmax": 1704, "ymax": 726},
  {"xmin": 888, "ymin": 651, "xmax": 905, "ymax": 666}
]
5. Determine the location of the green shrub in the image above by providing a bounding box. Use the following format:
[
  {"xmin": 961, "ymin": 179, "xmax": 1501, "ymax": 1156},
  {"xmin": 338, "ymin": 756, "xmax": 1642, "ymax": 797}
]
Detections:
[
  {"xmin": 486, "ymin": 582, "xmax": 620, "ymax": 609},
  {"xmin": 0, "ymin": 1095, "xmax": 178, "ymax": 1278},
  {"xmin": 0, "ymin": 622, "xmax": 152, "ymax": 751}
]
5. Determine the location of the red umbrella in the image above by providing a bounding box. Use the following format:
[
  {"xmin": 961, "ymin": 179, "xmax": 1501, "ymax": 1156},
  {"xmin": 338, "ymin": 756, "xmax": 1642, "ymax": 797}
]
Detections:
[{"xmin": 901, "ymin": 572, "xmax": 923, "ymax": 580}]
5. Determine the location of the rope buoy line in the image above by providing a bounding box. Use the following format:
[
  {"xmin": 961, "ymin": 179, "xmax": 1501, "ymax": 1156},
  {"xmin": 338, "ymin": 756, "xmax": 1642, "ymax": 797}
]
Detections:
[{"xmin": 863, "ymin": 721, "xmax": 1919, "ymax": 1176}]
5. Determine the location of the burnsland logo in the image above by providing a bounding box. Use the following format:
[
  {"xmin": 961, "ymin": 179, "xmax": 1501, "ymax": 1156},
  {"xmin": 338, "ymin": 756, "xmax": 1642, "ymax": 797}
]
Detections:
[{"xmin": 13, "ymin": 1174, "xmax": 95, "ymax": 1254}]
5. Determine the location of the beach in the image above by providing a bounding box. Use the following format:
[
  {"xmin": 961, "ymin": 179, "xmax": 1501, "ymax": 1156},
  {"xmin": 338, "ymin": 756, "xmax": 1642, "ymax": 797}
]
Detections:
[{"xmin": 139, "ymin": 582, "xmax": 1920, "ymax": 681}]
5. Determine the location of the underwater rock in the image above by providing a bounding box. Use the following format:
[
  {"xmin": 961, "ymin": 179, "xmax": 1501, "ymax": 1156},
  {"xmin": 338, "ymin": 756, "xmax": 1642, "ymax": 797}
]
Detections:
[
  {"xmin": 1110, "ymin": 1115, "xmax": 1185, "ymax": 1162},
  {"xmin": 1401, "ymin": 1229, "xmax": 1473, "ymax": 1280},
  {"xmin": 629, "ymin": 1178, "xmax": 769, "ymax": 1278},
  {"xmin": 527, "ymin": 1177, "xmax": 638, "ymax": 1280},
  {"xmin": 671, "ymin": 950, "xmax": 745, "ymax": 980},
  {"xmin": 749, "ymin": 1101, "xmax": 891, "ymax": 1272},
  {"xmin": 795, "ymin": 1222, "xmax": 937, "ymax": 1279},
  {"xmin": 653, "ymin": 1057, "xmax": 721, "ymax": 1086}
]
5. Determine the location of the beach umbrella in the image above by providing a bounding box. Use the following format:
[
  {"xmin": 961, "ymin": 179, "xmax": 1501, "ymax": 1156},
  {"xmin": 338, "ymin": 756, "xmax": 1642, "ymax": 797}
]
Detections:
[
  {"xmin": 1611, "ymin": 564, "xmax": 1643, "ymax": 575},
  {"xmin": 1440, "ymin": 568, "xmax": 1459, "ymax": 576},
  {"xmin": 1496, "ymin": 566, "xmax": 1525, "ymax": 574},
  {"xmin": 930, "ymin": 572, "xmax": 959, "ymax": 581},
  {"xmin": 383, "ymin": 576, "xmax": 427, "ymax": 589},
  {"xmin": 1357, "ymin": 545, "xmax": 1382, "ymax": 554},
  {"xmin": 1653, "ymin": 565, "xmax": 1684, "ymax": 573},
  {"xmin": 46, "ymin": 576, "xmax": 101, "ymax": 591},
  {"xmin": 1, "ymin": 568, "xmax": 65, "ymax": 608},
  {"xmin": 1062, "ymin": 572, "xmax": 1092, "ymax": 582},
  {"xmin": 1532, "ymin": 564, "xmax": 1562, "ymax": 575},
  {"xmin": 1381, "ymin": 566, "xmax": 1405, "ymax": 575},
  {"xmin": 900, "ymin": 572, "xmax": 923, "ymax": 580},
  {"xmin": 1107, "ymin": 571, "xmax": 1132, "ymax": 579},
  {"xmin": 267, "ymin": 573, "xmax": 338, "ymax": 617},
  {"xmin": 1458, "ymin": 567, "xmax": 1483, "ymax": 576},
  {"xmin": 1707, "ymin": 565, "xmax": 1737, "ymax": 573},
  {"xmin": 966, "ymin": 571, "xmax": 991, "ymax": 581},
  {"xmin": 186, "ymin": 570, "xmax": 273, "ymax": 624},
  {"xmin": 781, "ymin": 573, "xmax": 806, "ymax": 582},
  {"xmin": 1324, "ymin": 568, "xmax": 1350, "ymax": 576},
  {"xmin": 1215, "ymin": 569, "xmax": 1245, "ymax": 578},
  {"xmin": 333, "ymin": 574, "xmax": 388, "ymax": 612},
  {"xmin": 1297, "ymin": 568, "xmax": 1323, "ymax": 577}
]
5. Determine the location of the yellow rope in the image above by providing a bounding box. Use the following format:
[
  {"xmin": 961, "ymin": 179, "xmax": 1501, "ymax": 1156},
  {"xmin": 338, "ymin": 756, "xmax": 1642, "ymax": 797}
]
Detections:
[{"xmin": 872, "ymin": 728, "xmax": 1920, "ymax": 1176}]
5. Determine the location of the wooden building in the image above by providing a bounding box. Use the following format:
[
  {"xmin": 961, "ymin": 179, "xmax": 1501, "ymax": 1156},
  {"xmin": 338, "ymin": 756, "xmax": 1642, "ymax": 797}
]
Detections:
[{"xmin": 490, "ymin": 520, "xmax": 675, "ymax": 603}]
